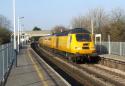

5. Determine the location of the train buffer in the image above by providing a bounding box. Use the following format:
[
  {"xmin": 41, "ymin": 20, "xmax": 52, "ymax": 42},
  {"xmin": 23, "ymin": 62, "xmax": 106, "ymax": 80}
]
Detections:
[{"xmin": 5, "ymin": 45, "xmax": 71, "ymax": 86}]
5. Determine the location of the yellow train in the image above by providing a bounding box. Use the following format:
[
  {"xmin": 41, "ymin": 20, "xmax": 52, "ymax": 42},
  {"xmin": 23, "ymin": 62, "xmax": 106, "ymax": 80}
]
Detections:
[{"xmin": 39, "ymin": 28, "xmax": 97, "ymax": 62}]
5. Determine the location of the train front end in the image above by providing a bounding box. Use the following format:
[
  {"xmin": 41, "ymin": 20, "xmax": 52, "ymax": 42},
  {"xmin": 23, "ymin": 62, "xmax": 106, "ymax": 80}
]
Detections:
[{"xmin": 71, "ymin": 33, "xmax": 97, "ymax": 57}]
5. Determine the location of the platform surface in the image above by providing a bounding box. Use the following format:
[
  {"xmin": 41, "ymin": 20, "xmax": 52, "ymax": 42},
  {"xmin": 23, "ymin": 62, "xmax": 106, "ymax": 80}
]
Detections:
[
  {"xmin": 5, "ymin": 45, "xmax": 68, "ymax": 86},
  {"xmin": 100, "ymin": 54, "xmax": 125, "ymax": 62}
]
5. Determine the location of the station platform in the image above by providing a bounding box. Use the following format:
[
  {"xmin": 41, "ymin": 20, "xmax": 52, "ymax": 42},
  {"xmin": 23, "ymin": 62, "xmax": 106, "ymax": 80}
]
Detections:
[
  {"xmin": 100, "ymin": 54, "xmax": 125, "ymax": 62},
  {"xmin": 5, "ymin": 45, "xmax": 70, "ymax": 86}
]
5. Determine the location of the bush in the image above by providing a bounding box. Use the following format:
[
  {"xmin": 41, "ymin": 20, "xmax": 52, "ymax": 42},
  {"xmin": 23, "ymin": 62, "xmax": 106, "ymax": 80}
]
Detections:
[{"xmin": 0, "ymin": 27, "xmax": 11, "ymax": 44}]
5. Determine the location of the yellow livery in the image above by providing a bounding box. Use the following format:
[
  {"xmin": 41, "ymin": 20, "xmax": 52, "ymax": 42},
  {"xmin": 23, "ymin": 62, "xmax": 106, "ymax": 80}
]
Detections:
[{"xmin": 39, "ymin": 28, "xmax": 97, "ymax": 61}]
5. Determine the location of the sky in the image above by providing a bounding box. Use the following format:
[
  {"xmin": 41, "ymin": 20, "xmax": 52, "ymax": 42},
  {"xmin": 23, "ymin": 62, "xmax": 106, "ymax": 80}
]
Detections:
[{"xmin": 0, "ymin": 0, "xmax": 125, "ymax": 31}]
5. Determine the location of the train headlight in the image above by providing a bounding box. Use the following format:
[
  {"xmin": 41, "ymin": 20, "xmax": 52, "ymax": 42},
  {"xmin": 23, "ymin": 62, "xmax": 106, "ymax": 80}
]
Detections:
[
  {"xmin": 90, "ymin": 47, "xmax": 95, "ymax": 50},
  {"xmin": 75, "ymin": 47, "xmax": 81, "ymax": 50}
]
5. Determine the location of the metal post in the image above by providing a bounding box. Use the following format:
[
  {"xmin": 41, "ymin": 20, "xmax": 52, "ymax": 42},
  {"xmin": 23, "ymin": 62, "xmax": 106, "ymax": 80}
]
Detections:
[
  {"xmin": 2, "ymin": 45, "xmax": 4, "ymax": 81},
  {"xmin": 7, "ymin": 44, "xmax": 9, "ymax": 70},
  {"xmin": 100, "ymin": 35, "xmax": 102, "ymax": 53},
  {"xmin": 10, "ymin": 42, "xmax": 12, "ymax": 63},
  {"xmin": 120, "ymin": 42, "xmax": 122, "ymax": 56},
  {"xmin": 13, "ymin": 0, "xmax": 16, "ymax": 50},
  {"xmin": 20, "ymin": 22, "xmax": 22, "ymax": 46},
  {"xmin": 8, "ymin": 44, "xmax": 10, "ymax": 65},
  {"xmin": 20, "ymin": 18, "xmax": 24, "ymax": 47},
  {"xmin": 108, "ymin": 35, "xmax": 111, "ymax": 55},
  {"xmin": 13, "ymin": 0, "xmax": 18, "ymax": 67},
  {"xmin": 95, "ymin": 36, "xmax": 96, "ymax": 44},
  {"xmin": 17, "ymin": 17, "xmax": 20, "ymax": 53},
  {"xmin": 11, "ymin": 43, "xmax": 13, "ymax": 63},
  {"xmin": 91, "ymin": 19, "xmax": 94, "ymax": 34},
  {"xmin": 20, "ymin": 23, "xmax": 22, "ymax": 48}
]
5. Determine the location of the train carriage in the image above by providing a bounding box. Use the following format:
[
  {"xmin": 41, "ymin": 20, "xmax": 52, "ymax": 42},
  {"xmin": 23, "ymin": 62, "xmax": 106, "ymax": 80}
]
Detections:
[{"xmin": 39, "ymin": 28, "xmax": 97, "ymax": 62}]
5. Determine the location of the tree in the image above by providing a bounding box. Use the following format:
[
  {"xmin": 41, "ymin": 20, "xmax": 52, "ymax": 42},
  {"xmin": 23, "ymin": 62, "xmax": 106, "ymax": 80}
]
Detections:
[
  {"xmin": 31, "ymin": 26, "xmax": 42, "ymax": 42},
  {"xmin": 71, "ymin": 8, "xmax": 109, "ymax": 34},
  {"xmin": 51, "ymin": 25, "xmax": 68, "ymax": 34},
  {"xmin": 32, "ymin": 26, "xmax": 41, "ymax": 31},
  {"xmin": 0, "ymin": 27, "xmax": 11, "ymax": 44},
  {"xmin": 111, "ymin": 8, "xmax": 125, "ymax": 23},
  {"xmin": 0, "ymin": 15, "xmax": 11, "ymax": 44},
  {"xmin": 0, "ymin": 15, "xmax": 11, "ymax": 29},
  {"xmin": 110, "ymin": 8, "xmax": 125, "ymax": 41},
  {"xmin": 109, "ymin": 8, "xmax": 125, "ymax": 41},
  {"xmin": 71, "ymin": 16, "xmax": 85, "ymax": 28}
]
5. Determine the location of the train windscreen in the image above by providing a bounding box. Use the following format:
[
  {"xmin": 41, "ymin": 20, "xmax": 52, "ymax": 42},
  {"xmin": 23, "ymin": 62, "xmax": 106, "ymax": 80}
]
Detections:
[{"xmin": 76, "ymin": 34, "xmax": 91, "ymax": 42}]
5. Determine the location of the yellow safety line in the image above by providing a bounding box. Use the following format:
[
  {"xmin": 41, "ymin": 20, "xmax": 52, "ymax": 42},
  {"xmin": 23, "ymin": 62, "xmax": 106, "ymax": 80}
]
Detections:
[{"xmin": 28, "ymin": 49, "xmax": 48, "ymax": 86}]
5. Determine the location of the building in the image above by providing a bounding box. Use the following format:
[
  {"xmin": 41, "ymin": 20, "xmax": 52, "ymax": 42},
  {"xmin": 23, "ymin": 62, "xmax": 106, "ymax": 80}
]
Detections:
[{"xmin": 16, "ymin": 30, "xmax": 51, "ymax": 43}]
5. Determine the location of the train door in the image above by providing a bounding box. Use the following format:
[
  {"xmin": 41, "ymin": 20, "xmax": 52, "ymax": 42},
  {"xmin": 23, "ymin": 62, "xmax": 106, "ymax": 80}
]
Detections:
[
  {"xmin": 67, "ymin": 35, "xmax": 72, "ymax": 51},
  {"xmin": 56, "ymin": 37, "xmax": 59, "ymax": 48}
]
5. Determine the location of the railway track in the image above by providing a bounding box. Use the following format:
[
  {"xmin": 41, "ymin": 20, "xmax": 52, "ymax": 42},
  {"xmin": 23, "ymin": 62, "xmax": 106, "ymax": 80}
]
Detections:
[
  {"xmin": 31, "ymin": 43, "xmax": 84, "ymax": 86},
  {"xmin": 31, "ymin": 43, "xmax": 125, "ymax": 86},
  {"xmin": 99, "ymin": 57, "xmax": 125, "ymax": 71},
  {"xmin": 79, "ymin": 64, "xmax": 125, "ymax": 86}
]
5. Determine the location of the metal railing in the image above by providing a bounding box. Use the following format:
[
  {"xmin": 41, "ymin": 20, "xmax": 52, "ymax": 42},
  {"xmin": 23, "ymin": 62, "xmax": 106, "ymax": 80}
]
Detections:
[
  {"xmin": 96, "ymin": 42, "xmax": 125, "ymax": 56},
  {"xmin": 0, "ymin": 42, "xmax": 16, "ymax": 84}
]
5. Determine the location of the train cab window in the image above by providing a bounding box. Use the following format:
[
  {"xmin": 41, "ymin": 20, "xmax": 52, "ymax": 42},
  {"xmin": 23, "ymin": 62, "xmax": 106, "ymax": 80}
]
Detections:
[{"xmin": 76, "ymin": 34, "xmax": 91, "ymax": 42}]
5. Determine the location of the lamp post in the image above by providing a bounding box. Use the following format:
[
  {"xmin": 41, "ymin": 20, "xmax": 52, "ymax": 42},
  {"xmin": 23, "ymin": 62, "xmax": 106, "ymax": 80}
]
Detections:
[
  {"xmin": 91, "ymin": 19, "xmax": 94, "ymax": 35},
  {"xmin": 17, "ymin": 17, "xmax": 24, "ymax": 53},
  {"xmin": 20, "ymin": 24, "xmax": 24, "ymax": 47},
  {"xmin": 13, "ymin": 0, "xmax": 17, "ymax": 67},
  {"xmin": 13, "ymin": 0, "xmax": 16, "ymax": 50}
]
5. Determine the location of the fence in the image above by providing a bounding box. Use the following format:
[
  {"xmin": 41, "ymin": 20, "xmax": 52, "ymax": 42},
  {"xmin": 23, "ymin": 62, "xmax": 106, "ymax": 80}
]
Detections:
[
  {"xmin": 96, "ymin": 42, "xmax": 125, "ymax": 56},
  {"xmin": 0, "ymin": 42, "xmax": 16, "ymax": 84}
]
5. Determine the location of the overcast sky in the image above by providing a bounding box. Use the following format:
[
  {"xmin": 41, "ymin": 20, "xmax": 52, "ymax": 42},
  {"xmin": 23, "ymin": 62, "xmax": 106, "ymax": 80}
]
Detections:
[{"xmin": 0, "ymin": 0, "xmax": 125, "ymax": 31}]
